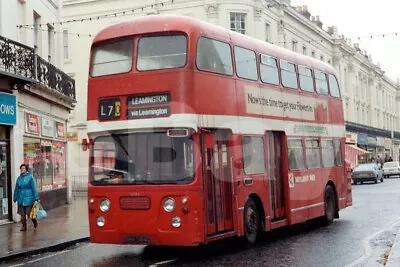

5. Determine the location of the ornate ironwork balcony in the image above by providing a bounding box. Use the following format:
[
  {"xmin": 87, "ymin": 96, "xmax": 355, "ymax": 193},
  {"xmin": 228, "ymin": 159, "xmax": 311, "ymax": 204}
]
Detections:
[{"xmin": 0, "ymin": 35, "xmax": 75, "ymax": 101}]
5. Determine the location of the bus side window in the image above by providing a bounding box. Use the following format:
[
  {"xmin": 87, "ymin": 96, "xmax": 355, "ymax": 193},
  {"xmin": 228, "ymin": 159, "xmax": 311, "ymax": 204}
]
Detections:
[
  {"xmin": 315, "ymin": 70, "xmax": 329, "ymax": 95},
  {"xmin": 287, "ymin": 139, "xmax": 305, "ymax": 170},
  {"xmin": 334, "ymin": 139, "xmax": 343, "ymax": 166},
  {"xmin": 328, "ymin": 74, "xmax": 341, "ymax": 97},
  {"xmin": 305, "ymin": 139, "xmax": 321, "ymax": 169},
  {"xmin": 196, "ymin": 37, "xmax": 233, "ymax": 76},
  {"xmin": 280, "ymin": 60, "xmax": 298, "ymax": 89},
  {"xmin": 242, "ymin": 136, "xmax": 266, "ymax": 174}
]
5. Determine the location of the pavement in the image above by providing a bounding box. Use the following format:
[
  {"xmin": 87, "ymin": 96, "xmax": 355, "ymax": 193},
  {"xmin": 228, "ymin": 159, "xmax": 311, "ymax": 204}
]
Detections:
[
  {"xmin": 0, "ymin": 196, "xmax": 89, "ymax": 264},
  {"xmin": 386, "ymin": 227, "xmax": 400, "ymax": 266}
]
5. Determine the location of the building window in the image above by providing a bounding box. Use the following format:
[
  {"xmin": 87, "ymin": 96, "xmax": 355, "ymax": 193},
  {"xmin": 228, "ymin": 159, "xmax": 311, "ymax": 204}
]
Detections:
[
  {"xmin": 47, "ymin": 24, "xmax": 54, "ymax": 63},
  {"xmin": 63, "ymin": 29, "xmax": 69, "ymax": 60},
  {"xmin": 302, "ymin": 46, "xmax": 307, "ymax": 55},
  {"xmin": 33, "ymin": 11, "xmax": 41, "ymax": 54},
  {"xmin": 292, "ymin": 40, "xmax": 297, "ymax": 52},
  {"xmin": 230, "ymin": 13, "xmax": 246, "ymax": 34},
  {"xmin": 242, "ymin": 136, "xmax": 266, "ymax": 174},
  {"xmin": 265, "ymin": 23, "xmax": 270, "ymax": 42},
  {"xmin": 311, "ymin": 51, "xmax": 316, "ymax": 58},
  {"xmin": 320, "ymin": 55, "xmax": 324, "ymax": 61}
]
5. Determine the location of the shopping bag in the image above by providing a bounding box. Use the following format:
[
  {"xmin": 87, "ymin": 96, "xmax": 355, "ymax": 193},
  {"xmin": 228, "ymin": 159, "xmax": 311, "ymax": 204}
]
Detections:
[
  {"xmin": 29, "ymin": 201, "xmax": 38, "ymax": 219},
  {"xmin": 36, "ymin": 202, "xmax": 47, "ymax": 220}
]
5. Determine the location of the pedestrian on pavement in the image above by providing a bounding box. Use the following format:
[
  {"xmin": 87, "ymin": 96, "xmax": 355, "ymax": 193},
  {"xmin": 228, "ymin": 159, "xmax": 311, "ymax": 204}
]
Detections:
[{"xmin": 13, "ymin": 164, "xmax": 39, "ymax": 231}]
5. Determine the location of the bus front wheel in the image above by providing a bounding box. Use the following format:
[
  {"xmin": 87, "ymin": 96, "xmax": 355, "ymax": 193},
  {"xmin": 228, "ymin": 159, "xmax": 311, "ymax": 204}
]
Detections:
[{"xmin": 243, "ymin": 198, "xmax": 260, "ymax": 247}]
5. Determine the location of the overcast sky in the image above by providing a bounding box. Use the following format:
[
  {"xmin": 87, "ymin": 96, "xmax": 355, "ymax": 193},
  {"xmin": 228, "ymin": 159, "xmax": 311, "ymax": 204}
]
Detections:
[{"xmin": 291, "ymin": 0, "xmax": 400, "ymax": 82}]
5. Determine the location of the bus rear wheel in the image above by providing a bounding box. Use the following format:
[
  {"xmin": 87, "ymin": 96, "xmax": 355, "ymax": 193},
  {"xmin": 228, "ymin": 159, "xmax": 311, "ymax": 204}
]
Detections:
[
  {"xmin": 321, "ymin": 185, "xmax": 336, "ymax": 226},
  {"xmin": 243, "ymin": 198, "xmax": 260, "ymax": 247}
]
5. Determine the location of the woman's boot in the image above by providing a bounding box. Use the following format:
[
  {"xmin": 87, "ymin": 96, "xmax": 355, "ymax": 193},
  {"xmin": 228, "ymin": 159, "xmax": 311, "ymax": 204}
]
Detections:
[
  {"xmin": 20, "ymin": 218, "xmax": 27, "ymax": 231},
  {"xmin": 32, "ymin": 218, "xmax": 37, "ymax": 229}
]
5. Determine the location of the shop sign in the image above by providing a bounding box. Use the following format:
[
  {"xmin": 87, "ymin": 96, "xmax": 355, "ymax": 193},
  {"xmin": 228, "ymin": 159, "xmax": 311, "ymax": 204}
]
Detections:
[
  {"xmin": 345, "ymin": 132, "xmax": 357, "ymax": 144},
  {"xmin": 56, "ymin": 122, "xmax": 65, "ymax": 139},
  {"xmin": 0, "ymin": 92, "xmax": 16, "ymax": 125},
  {"xmin": 368, "ymin": 137, "xmax": 377, "ymax": 146},
  {"xmin": 25, "ymin": 113, "xmax": 40, "ymax": 135},
  {"xmin": 384, "ymin": 138, "xmax": 392, "ymax": 147},
  {"xmin": 66, "ymin": 131, "xmax": 78, "ymax": 142},
  {"xmin": 376, "ymin": 137, "xmax": 384, "ymax": 147},
  {"xmin": 357, "ymin": 133, "xmax": 368, "ymax": 146},
  {"xmin": 41, "ymin": 118, "xmax": 54, "ymax": 138}
]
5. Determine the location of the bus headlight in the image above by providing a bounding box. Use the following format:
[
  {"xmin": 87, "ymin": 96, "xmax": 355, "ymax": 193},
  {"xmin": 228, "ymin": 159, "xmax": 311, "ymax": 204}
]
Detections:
[
  {"xmin": 97, "ymin": 216, "xmax": 105, "ymax": 227},
  {"xmin": 163, "ymin": 198, "xmax": 175, "ymax": 212},
  {"xmin": 99, "ymin": 198, "xmax": 111, "ymax": 212},
  {"xmin": 171, "ymin": 216, "xmax": 181, "ymax": 228}
]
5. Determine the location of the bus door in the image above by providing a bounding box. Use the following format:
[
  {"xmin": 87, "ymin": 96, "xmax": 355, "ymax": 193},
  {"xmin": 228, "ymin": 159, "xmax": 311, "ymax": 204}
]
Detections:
[
  {"xmin": 265, "ymin": 131, "xmax": 286, "ymax": 220},
  {"xmin": 201, "ymin": 130, "xmax": 234, "ymax": 236}
]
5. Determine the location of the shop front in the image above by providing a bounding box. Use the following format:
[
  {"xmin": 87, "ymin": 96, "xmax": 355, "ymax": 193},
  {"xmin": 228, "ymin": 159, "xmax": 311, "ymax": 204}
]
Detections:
[
  {"xmin": 23, "ymin": 111, "xmax": 67, "ymax": 210},
  {"xmin": 0, "ymin": 91, "xmax": 16, "ymax": 221}
]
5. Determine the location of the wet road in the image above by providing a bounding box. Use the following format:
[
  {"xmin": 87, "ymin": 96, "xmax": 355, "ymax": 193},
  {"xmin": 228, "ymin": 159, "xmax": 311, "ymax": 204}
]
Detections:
[{"xmin": 5, "ymin": 178, "xmax": 400, "ymax": 267}]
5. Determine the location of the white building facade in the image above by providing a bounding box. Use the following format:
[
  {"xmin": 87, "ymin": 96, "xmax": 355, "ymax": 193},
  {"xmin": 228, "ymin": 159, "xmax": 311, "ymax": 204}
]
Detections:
[
  {"xmin": 62, "ymin": 0, "xmax": 400, "ymax": 178},
  {"xmin": 0, "ymin": 0, "xmax": 75, "ymax": 222}
]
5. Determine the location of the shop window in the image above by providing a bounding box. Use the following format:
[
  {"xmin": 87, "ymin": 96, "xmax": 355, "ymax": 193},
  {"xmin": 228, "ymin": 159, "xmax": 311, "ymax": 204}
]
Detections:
[{"xmin": 23, "ymin": 137, "xmax": 67, "ymax": 191}]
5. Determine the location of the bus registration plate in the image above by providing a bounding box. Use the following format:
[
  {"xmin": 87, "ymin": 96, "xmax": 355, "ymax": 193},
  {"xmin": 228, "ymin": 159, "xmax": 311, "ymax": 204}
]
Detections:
[{"xmin": 124, "ymin": 235, "xmax": 150, "ymax": 244}]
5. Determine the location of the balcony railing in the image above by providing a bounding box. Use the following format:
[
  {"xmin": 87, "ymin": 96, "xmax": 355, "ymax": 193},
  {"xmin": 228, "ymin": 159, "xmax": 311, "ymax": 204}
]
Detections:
[{"xmin": 0, "ymin": 35, "xmax": 75, "ymax": 100}]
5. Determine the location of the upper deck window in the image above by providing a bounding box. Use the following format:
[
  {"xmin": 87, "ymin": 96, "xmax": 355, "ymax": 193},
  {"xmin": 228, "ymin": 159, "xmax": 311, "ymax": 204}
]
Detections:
[
  {"xmin": 260, "ymin": 54, "xmax": 279, "ymax": 85},
  {"xmin": 137, "ymin": 35, "xmax": 187, "ymax": 71},
  {"xmin": 234, "ymin": 46, "xmax": 258, "ymax": 80},
  {"xmin": 298, "ymin": 65, "xmax": 314, "ymax": 92},
  {"xmin": 280, "ymin": 60, "xmax": 298, "ymax": 89},
  {"xmin": 91, "ymin": 39, "xmax": 133, "ymax": 77},
  {"xmin": 315, "ymin": 70, "xmax": 329, "ymax": 95},
  {"xmin": 196, "ymin": 37, "xmax": 233, "ymax": 75},
  {"xmin": 328, "ymin": 74, "xmax": 341, "ymax": 97}
]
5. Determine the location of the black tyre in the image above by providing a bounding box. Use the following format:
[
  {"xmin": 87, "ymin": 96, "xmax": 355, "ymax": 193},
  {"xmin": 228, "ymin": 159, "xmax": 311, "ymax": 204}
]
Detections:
[
  {"xmin": 381, "ymin": 177, "xmax": 384, "ymax": 182},
  {"xmin": 374, "ymin": 178, "xmax": 378, "ymax": 184},
  {"xmin": 321, "ymin": 185, "xmax": 336, "ymax": 226},
  {"xmin": 243, "ymin": 198, "xmax": 260, "ymax": 246}
]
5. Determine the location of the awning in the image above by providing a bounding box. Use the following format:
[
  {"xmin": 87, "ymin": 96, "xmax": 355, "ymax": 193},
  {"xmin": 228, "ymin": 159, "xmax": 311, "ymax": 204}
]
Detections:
[
  {"xmin": 346, "ymin": 144, "xmax": 368, "ymax": 154},
  {"xmin": 345, "ymin": 144, "xmax": 368, "ymax": 169}
]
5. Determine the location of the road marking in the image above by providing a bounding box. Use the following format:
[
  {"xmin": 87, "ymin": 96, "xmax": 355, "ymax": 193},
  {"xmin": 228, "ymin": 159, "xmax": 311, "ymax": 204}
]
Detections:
[
  {"xmin": 9, "ymin": 250, "xmax": 70, "ymax": 267},
  {"xmin": 345, "ymin": 217, "xmax": 400, "ymax": 267},
  {"xmin": 148, "ymin": 258, "xmax": 178, "ymax": 266}
]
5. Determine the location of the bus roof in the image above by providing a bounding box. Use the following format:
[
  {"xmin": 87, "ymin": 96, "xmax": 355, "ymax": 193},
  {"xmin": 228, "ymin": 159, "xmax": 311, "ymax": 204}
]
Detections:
[{"xmin": 93, "ymin": 14, "xmax": 336, "ymax": 74}]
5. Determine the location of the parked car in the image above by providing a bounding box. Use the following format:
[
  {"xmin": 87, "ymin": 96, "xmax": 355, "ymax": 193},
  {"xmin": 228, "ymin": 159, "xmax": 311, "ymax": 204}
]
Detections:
[
  {"xmin": 382, "ymin": 161, "xmax": 400, "ymax": 178},
  {"xmin": 352, "ymin": 163, "xmax": 383, "ymax": 184}
]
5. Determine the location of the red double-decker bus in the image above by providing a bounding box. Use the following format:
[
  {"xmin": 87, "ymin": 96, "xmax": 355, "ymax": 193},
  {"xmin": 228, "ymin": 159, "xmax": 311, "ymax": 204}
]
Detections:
[{"xmin": 84, "ymin": 15, "xmax": 352, "ymax": 247}]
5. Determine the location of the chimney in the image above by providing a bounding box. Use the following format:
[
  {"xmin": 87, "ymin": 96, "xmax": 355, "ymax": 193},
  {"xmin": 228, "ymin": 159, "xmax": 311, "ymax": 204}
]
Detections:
[
  {"xmin": 296, "ymin": 5, "xmax": 311, "ymax": 20},
  {"xmin": 327, "ymin": 26, "xmax": 338, "ymax": 36},
  {"xmin": 354, "ymin": 43, "xmax": 361, "ymax": 52},
  {"xmin": 315, "ymin": 15, "xmax": 323, "ymax": 29}
]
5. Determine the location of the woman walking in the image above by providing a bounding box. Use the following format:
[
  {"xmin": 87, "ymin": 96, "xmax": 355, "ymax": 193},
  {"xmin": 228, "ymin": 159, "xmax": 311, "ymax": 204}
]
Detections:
[{"xmin": 13, "ymin": 164, "xmax": 39, "ymax": 231}]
